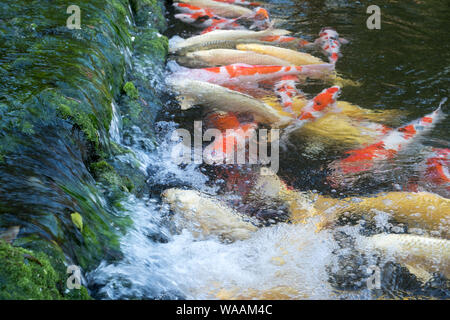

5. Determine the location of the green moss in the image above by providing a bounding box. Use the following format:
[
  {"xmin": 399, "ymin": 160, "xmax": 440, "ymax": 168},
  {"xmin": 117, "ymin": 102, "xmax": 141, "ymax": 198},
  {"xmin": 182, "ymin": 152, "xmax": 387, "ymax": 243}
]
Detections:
[
  {"xmin": 133, "ymin": 28, "xmax": 168, "ymax": 61},
  {"xmin": 56, "ymin": 94, "xmax": 100, "ymax": 147},
  {"xmin": 90, "ymin": 160, "xmax": 126, "ymax": 190},
  {"xmin": 123, "ymin": 81, "xmax": 139, "ymax": 100},
  {"xmin": 0, "ymin": 240, "xmax": 90, "ymax": 300},
  {"xmin": 0, "ymin": 0, "xmax": 168, "ymax": 299},
  {"xmin": 130, "ymin": 0, "xmax": 167, "ymax": 30}
]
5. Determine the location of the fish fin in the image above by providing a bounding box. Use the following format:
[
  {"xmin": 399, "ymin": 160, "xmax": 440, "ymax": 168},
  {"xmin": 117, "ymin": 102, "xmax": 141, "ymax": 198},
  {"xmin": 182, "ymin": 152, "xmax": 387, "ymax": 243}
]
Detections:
[
  {"xmin": 177, "ymin": 96, "xmax": 196, "ymax": 110},
  {"xmin": 404, "ymin": 264, "xmax": 433, "ymax": 283}
]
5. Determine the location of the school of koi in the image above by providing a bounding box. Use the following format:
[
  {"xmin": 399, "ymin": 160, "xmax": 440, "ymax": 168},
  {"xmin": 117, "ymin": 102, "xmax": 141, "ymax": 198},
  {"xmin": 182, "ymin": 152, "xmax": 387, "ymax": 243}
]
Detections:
[{"xmin": 168, "ymin": 0, "xmax": 448, "ymax": 194}]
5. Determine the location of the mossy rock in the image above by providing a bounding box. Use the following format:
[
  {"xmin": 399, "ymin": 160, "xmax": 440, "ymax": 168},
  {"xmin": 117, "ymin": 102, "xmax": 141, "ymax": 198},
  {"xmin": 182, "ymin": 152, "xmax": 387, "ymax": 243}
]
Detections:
[{"xmin": 0, "ymin": 240, "xmax": 91, "ymax": 300}]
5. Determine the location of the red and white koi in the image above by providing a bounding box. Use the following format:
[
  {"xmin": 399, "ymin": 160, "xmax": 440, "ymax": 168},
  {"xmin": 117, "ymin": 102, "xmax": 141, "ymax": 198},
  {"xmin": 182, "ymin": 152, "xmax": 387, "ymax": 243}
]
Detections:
[
  {"xmin": 206, "ymin": 112, "xmax": 258, "ymax": 163},
  {"xmin": 314, "ymin": 27, "xmax": 349, "ymax": 64},
  {"xmin": 279, "ymin": 86, "xmax": 341, "ymax": 145},
  {"xmin": 423, "ymin": 148, "xmax": 450, "ymax": 187},
  {"xmin": 173, "ymin": 2, "xmax": 213, "ymax": 16},
  {"xmin": 175, "ymin": 12, "xmax": 245, "ymax": 31},
  {"xmin": 247, "ymin": 7, "xmax": 271, "ymax": 30},
  {"xmin": 213, "ymin": 0, "xmax": 261, "ymax": 6},
  {"xmin": 174, "ymin": 63, "xmax": 335, "ymax": 86},
  {"xmin": 332, "ymin": 105, "xmax": 445, "ymax": 175},
  {"xmin": 296, "ymin": 86, "xmax": 341, "ymax": 125},
  {"xmin": 201, "ymin": 18, "xmax": 246, "ymax": 33},
  {"xmin": 274, "ymin": 75, "xmax": 301, "ymax": 113}
]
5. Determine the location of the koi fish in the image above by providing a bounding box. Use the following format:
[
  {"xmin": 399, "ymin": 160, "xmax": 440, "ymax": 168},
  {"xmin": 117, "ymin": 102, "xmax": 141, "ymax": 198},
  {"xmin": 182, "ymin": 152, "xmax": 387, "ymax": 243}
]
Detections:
[
  {"xmin": 162, "ymin": 188, "xmax": 258, "ymax": 241},
  {"xmin": 179, "ymin": 7, "xmax": 271, "ymax": 32},
  {"xmin": 253, "ymin": 173, "xmax": 450, "ymax": 238},
  {"xmin": 174, "ymin": 13, "xmax": 215, "ymax": 27},
  {"xmin": 167, "ymin": 77, "xmax": 292, "ymax": 126},
  {"xmin": 331, "ymin": 104, "xmax": 445, "ymax": 176},
  {"xmin": 213, "ymin": 0, "xmax": 261, "ymax": 6},
  {"xmin": 359, "ymin": 234, "xmax": 450, "ymax": 281},
  {"xmin": 174, "ymin": 63, "xmax": 335, "ymax": 85},
  {"xmin": 314, "ymin": 27, "xmax": 349, "ymax": 64},
  {"xmin": 172, "ymin": 39, "xmax": 299, "ymax": 55},
  {"xmin": 295, "ymin": 86, "xmax": 341, "ymax": 124},
  {"xmin": 169, "ymin": 28, "xmax": 291, "ymax": 53},
  {"xmin": 279, "ymin": 86, "xmax": 341, "ymax": 145},
  {"xmin": 201, "ymin": 19, "xmax": 247, "ymax": 33},
  {"xmin": 274, "ymin": 75, "xmax": 301, "ymax": 112},
  {"xmin": 423, "ymin": 148, "xmax": 450, "ymax": 189},
  {"xmin": 173, "ymin": 2, "xmax": 213, "ymax": 15},
  {"xmin": 177, "ymin": 0, "xmax": 253, "ymax": 18},
  {"xmin": 180, "ymin": 49, "xmax": 293, "ymax": 67},
  {"xmin": 247, "ymin": 7, "xmax": 271, "ymax": 30},
  {"xmin": 236, "ymin": 43, "xmax": 325, "ymax": 65},
  {"xmin": 205, "ymin": 112, "xmax": 258, "ymax": 163}
]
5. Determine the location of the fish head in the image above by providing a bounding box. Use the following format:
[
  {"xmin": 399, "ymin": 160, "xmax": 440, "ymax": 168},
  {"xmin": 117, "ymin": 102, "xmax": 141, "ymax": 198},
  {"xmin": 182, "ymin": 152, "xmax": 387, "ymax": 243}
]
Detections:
[
  {"xmin": 319, "ymin": 27, "xmax": 339, "ymax": 40},
  {"xmin": 310, "ymin": 86, "xmax": 341, "ymax": 111},
  {"xmin": 252, "ymin": 7, "xmax": 270, "ymax": 20}
]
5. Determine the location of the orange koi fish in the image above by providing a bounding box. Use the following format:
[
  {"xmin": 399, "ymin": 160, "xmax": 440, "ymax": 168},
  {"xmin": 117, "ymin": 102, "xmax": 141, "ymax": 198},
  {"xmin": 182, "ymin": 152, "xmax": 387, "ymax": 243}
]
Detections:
[
  {"xmin": 206, "ymin": 112, "xmax": 258, "ymax": 163},
  {"xmin": 331, "ymin": 105, "xmax": 445, "ymax": 175},
  {"xmin": 314, "ymin": 27, "xmax": 349, "ymax": 64},
  {"xmin": 424, "ymin": 148, "xmax": 450, "ymax": 187},
  {"xmin": 175, "ymin": 63, "xmax": 335, "ymax": 86}
]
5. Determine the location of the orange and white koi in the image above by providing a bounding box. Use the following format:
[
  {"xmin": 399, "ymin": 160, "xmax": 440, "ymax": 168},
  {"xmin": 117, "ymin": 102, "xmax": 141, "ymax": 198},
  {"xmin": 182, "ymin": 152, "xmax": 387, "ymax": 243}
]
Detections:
[
  {"xmin": 175, "ymin": 12, "xmax": 245, "ymax": 31},
  {"xmin": 213, "ymin": 0, "xmax": 261, "ymax": 6},
  {"xmin": 274, "ymin": 75, "xmax": 301, "ymax": 112},
  {"xmin": 424, "ymin": 148, "xmax": 450, "ymax": 187},
  {"xmin": 201, "ymin": 18, "xmax": 246, "ymax": 33},
  {"xmin": 314, "ymin": 27, "xmax": 349, "ymax": 64},
  {"xmin": 206, "ymin": 112, "xmax": 258, "ymax": 163},
  {"xmin": 177, "ymin": 0, "xmax": 253, "ymax": 18},
  {"xmin": 332, "ymin": 105, "xmax": 445, "ymax": 175},
  {"xmin": 247, "ymin": 7, "xmax": 271, "ymax": 30},
  {"xmin": 175, "ymin": 63, "xmax": 335, "ymax": 86},
  {"xmin": 201, "ymin": 7, "xmax": 271, "ymax": 32},
  {"xmin": 279, "ymin": 86, "xmax": 341, "ymax": 144},
  {"xmin": 173, "ymin": 2, "xmax": 213, "ymax": 15},
  {"xmin": 296, "ymin": 86, "xmax": 341, "ymax": 124}
]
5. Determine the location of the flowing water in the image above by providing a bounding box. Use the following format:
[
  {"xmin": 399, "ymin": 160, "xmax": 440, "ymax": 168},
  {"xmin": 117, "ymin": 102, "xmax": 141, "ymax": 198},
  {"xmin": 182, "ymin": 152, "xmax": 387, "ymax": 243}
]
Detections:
[{"xmin": 86, "ymin": 0, "xmax": 449, "ymax": 299}]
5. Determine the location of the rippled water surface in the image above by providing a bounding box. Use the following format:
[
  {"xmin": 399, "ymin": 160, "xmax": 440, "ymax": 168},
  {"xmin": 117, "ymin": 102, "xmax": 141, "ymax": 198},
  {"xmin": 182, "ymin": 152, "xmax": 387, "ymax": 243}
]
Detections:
[{"xmin": 89, "ymin": 0, "xmax": 449, "ymax": 299}]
